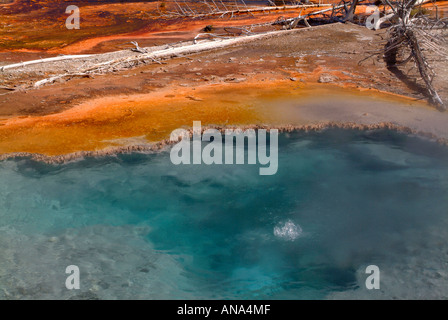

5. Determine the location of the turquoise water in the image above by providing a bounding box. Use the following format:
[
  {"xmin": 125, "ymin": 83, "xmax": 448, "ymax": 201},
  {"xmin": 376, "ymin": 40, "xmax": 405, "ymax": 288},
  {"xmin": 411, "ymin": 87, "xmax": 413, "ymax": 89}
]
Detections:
[{"xmin": 1, "ymin": 129, "xmax": 448, "ymax": 299}]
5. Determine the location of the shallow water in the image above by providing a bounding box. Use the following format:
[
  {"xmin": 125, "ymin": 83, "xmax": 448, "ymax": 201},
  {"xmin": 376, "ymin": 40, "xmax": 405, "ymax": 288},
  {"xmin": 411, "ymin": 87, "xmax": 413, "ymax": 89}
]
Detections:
[{"xmin": 1, "ymin": 129, "xmax": 448, "ymax": 299}]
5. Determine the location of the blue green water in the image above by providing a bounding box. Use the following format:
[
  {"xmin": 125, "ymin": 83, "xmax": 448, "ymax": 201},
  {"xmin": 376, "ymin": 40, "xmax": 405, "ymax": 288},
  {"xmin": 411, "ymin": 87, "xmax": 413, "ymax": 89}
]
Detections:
[{"xmin": 1, "ymin": 129, "xmax": 448, "ymax": 299}]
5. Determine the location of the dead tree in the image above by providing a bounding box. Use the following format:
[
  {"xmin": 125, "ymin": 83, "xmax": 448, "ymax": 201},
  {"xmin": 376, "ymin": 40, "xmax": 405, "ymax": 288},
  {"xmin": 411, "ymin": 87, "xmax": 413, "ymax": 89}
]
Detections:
[{"xmin": 382, "ymin": 0, "xmax": 447, "ymax": 110}]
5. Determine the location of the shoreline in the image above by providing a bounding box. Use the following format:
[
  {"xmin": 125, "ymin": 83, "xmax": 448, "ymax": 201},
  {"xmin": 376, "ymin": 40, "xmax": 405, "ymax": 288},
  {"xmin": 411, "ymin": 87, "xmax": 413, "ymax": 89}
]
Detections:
[
  {"xmin": 1, "ymin": 121, "xmax": 447, "ymax": 164},
  {"xmin": 1, "ymin": 79, "xmax": 447, "ymax": 155}
]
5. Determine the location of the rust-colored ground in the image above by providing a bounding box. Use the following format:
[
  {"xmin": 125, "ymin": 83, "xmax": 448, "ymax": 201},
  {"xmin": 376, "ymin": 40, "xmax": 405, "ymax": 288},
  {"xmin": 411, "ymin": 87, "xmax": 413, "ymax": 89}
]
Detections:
[
  {"xmin": 1, "ymin": 23, "xmax": 416, "ymax": 118},
  {"xmin": 0, "ymin": 1, "xmax": 331, "ymax": 54},
  {"xmin": 1, "ymin": 1, "xmax": 446, "ymax": 55},
  {"xmin": 0, "ymin": 3, "xmax": 446, "ymax": 157}
]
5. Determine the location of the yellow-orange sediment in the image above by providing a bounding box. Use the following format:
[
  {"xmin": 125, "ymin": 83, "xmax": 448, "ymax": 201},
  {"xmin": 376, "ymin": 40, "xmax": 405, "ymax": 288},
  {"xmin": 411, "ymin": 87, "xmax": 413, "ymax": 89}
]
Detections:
[{"xmin": 0, "ymin": 80, "xmax": 431, "ymax": 156}]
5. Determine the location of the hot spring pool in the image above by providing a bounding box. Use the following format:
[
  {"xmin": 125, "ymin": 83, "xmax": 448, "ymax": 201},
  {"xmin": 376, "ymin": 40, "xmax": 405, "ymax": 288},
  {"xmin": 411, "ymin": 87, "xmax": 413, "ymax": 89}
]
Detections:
[{"xmin": 0, "ymin": 129, "xmax": 447, "ymax": 299}]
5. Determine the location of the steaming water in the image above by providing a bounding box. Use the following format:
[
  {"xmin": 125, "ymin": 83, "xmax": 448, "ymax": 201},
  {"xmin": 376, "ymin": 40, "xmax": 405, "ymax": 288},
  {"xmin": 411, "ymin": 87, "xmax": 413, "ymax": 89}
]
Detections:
[{"xmin": 1, "ymin": 129, "xmax": 448, "ymax": 299}]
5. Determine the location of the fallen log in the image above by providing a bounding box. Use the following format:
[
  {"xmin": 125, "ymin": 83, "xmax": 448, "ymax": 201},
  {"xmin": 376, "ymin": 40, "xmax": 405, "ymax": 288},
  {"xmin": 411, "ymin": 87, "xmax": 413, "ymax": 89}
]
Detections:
[
  {"xmin": 275, "ymin": 4, "xmax": 346, "ymax": 28},
  {"xmin": 0, "ymin": 54, "xmax": 94, "ymax": 71},
  {"xmin": 32, "ymin": 25, "xmax": 328, "ymax": 88},
  {"xmin": 0, "ymin": 86, "xmax": 15, "ymax": 91},
  {"xmin": 160, "ymin": 4, "xmax": 334, "ymax": 18}
]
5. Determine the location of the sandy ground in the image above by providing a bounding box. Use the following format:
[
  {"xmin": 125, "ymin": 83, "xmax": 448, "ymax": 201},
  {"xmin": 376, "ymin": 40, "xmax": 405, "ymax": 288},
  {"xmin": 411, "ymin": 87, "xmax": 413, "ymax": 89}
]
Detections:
[{"xmin": 0, "ymin": 22, "xmax": 447, "ymax": 158}]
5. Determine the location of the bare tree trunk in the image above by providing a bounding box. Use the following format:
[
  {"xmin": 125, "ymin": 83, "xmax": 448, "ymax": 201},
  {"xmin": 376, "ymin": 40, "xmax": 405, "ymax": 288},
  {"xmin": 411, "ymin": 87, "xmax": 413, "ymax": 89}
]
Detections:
[
  {"xmin": 383, "ymin": 0, "xmax": 446, "ymax": 110},
  {"xmin": 343, "ymin": 0, "xmax": 359, "ymax": 22},
  {"xmin": 406, "ymin": 29, "xmax": 445, "ymax": 109}
]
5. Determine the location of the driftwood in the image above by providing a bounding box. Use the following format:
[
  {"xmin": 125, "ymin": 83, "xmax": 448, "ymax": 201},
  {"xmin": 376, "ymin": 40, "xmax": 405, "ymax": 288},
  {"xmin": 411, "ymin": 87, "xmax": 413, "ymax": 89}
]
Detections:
[
  {"xmin": 30, "ymin": 27, "xmax": 318, "ymax": 88},
  {"xmin": 34, "ymin": 73, "xmax": 93, "ymax": 87},
  {"xmin": 274, "ymin": 4, "xmax": 347, "ymax": 29},
  {"xmin": 159, "ymin": 2, "xmax": 333, "ymax": 19},
  {"xmin": 193, "ymin": 33, "xmax": 232, "ymax": 43},
  {"xmin": 0, "ymin": 86, "xmax": 15, "ymax": 91},
  {"xmin": 130, "ymin": 41, "xmax": 148, "ymax": 54},
  {"xmin": 0, "ymin": 54, "xmax": 93, "ymax": 71},
  {"xmin": 130, "ymin": 41, "xmax": 163, "ymax": 64}
]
